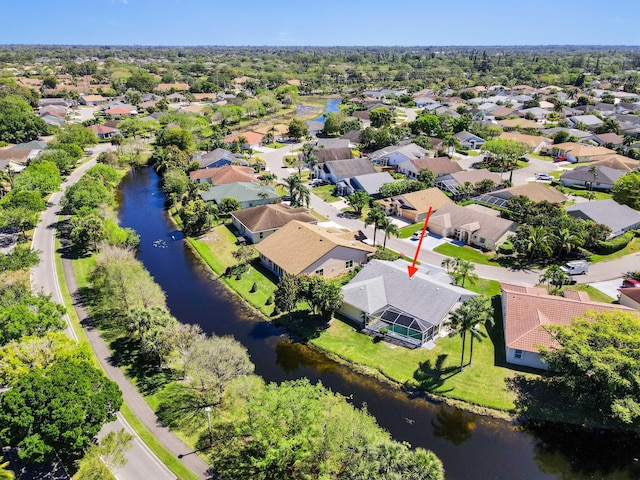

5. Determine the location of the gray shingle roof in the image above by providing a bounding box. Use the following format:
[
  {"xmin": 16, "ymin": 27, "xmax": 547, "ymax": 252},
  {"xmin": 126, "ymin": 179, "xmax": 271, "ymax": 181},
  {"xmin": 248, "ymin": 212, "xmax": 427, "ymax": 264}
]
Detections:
[
  {"xmin": 567, "ymin": 199, "xmax": 640, "ymax": 237},
  {"xmin": 350, "ymin": 172, "xmax": 397, "ymax": 195},
  {"xmin": 325, "ymin": 158, "xmax": 376, "ymax": 179},
  {"xmin": 342, "ymin": 259, "xmax": 477, "ymax": 327},
  {"xmin": 560, "ymin": 165, "xmax": 625, "ymax": 185},
  {"xmin": 200, "ymin": 182, "xmax": 279, "ymax": 204}
]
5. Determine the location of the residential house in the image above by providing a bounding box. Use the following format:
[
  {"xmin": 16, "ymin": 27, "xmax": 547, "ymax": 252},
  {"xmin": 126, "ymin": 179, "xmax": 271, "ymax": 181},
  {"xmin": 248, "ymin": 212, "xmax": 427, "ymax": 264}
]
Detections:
[
  {"xmin": 41, "ymin": 114, "xmax": 66, "ymax": 127},
  {"xmin": 437, "ymin": 169, "xmax": 503, "ymax": 197},
  {"xmin": 80, "ymin": 94, "xmax": 106, "ymax": 106},
  {"xmin": 155, "ymin": 83, "xmax": 190, "ymax": 92},
  {"xmin": 370, "ymin": 143, "xmax": 429, "ymax": 167},
  {"xmin": 347, "ymin": 172, "xmax": 398, "ymax": 197},
  {"xmin": 428, "ymin": 203, "xmax": 516, "ymax": 250},
  {"xmin": 314, "ymin": 147, "xmax": 353, "ymax": 163},
  {"xmin": 104, "ymin": 107, "xmax": 135, "ymax": 117},
  {"xmin": 498, "ymin": 132, "xmax": 552, "ymax": 152},
  {"xmin": 618, "ymin": 288, "xmax": 640, "ymax": 311},
  {"xmin": 231, "ymin": 204, "xmax": 317, "ymax": 244},
  {"xmin": 305, "ymin": 121, "xmax": 325, "ymax": 137},
  {"xmin": 377, "ymin": 188, "xmax": 454, "ymax": 222},
  {"xmin": 189, "ymin": 165, "xmax": 256, "ymax": 185},
  {"xmin": 396, "ymin": 156, "xmax": 463, "ymax": 180},
  {"xmin": 315, "ymin": 138, "xmax": 351, "ymax": 149},
  {"xmin": 517, "ymin": 107, "xmax": 551, "ymax": 121},
  {"xmin": 192, "ymin": 148, "xmax": 247, "ymax": 169},
  {"xmin": 320, "ymin": 158, "xmax": 376, "ymax": 184},
  {"xmin": 497, "ymin": 118, "xmax": 546, "ymax": 130},
  {"xmin": 454, "ymin": 131, "xmax": 485, "ymax": 150},
  {"xmin": 0, "ymin": 149, "xmax": 31, "ymax": 169},
  {"xmin": 541, "ymin": 127, "xmax": 595, "ymax": 142},
  {"xmin": 199, "ymin": 182, "xmax": 280, "ymax": 209},
  {"xmin": 476, "ymin": 183, "xmax": 567, "ymax": 207},
  {"xmin": 559, "ymin": 165, "xmax": 625, "ymax": 191},
  {"xmin": 588, "ymin": 154, "xmax": 640, "ymax": 172},
  {"xmin": 485, "ymin": 106, "xmax": 515, "ymax": 119},
  {"xmin": 167, "ymin": 92, "xmax": 186, "ymax": 103},
  {"xmin": 225, "ymin": 132, "xmax": 265, "ymax": 149},
  {"xmin": 592, "ymin": 133, "xmax": 625, "ymax": 148},
  {"xmin": 255, "ymin": 221, "xmax": 376, "ymax": 279},
  {"xmin": 87, "ymin": 124, "xmax": 120, "ymax": 140},
  {"xmin": 568, "ymin": 114, "xmax": 604, "ymax": 131},
  {"xmin": 339, "ymin": 259, "xmax": 477, "ymax": 348},
  {"xmin": 501, "ymin": 283, "xmax": 635, "ymax": 370},
  {"xmin": 9, "ymin": 140, "xmax": 48, "ymax": 161},
  {"xmin": 567, "ymin": 199, "xmax": 640, "ymax": 239},
  {"xmin": 550, "ymin": 143, "xmax": 616, "ymax": 163}
]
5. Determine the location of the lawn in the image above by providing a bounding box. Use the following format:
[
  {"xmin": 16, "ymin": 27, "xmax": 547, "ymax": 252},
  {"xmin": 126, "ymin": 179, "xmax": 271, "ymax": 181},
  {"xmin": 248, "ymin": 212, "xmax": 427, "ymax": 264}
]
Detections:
[
  {"xmin": 264, "ymin": 142, "xmax": 286, "ymax": 149},
  {"xmin": 397, "ymin": 222, "xmax": 421, "ymax": 239},
  {"xmin": 564, "ymin": 284, "xmax": 614, "ymax": 303},
  {"xmin": 589, "ymin": 237, "xmax": 640, "ymax": 263},
  {"xmin": 434, "ymin": 243, "xmax": 496, "ymax": 266},
  {"xmin": 312, "ymin": 184, "xmax": 341, "ymax": 203},
  {"xmin": 311, "ymin": 317, "xmax": 517, "ymax": 411},
  {"xmin": 554, "ymin": 184, "xmax": 612, "ymax": 201}
]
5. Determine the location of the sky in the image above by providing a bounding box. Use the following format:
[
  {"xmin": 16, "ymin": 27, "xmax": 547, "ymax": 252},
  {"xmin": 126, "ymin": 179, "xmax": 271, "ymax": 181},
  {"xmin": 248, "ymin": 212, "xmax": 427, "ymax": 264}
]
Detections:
[{"xmin": 1, "ymin": 0, "xmax": 639, "ymax": 46}]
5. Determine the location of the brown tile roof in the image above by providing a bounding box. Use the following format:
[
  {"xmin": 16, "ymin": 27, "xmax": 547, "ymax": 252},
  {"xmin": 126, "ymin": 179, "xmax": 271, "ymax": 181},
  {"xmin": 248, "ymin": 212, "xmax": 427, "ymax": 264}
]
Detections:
[
  {"xmin": 493, "ymin": 183, "xmax": 567, "ymax": 204},
  {"xmin": 156, "ymin": 83, "xmax": 189, "ymax": 92},
  {"xmin": 104, "ymin": 107, "xmax": 132, "ymax": 116},
  {"xmin": 450, "ymin": 169, "xmax": 502, "ymax": 185},
  {"xmin": 251, "ymin": 124, "xmax": 289, "ymax": 136},
  {"xmin": 552, "ymin": 143, "xmax": 616, "ymax": 158},
  {"xmin": 409, "ymin": 156, "xmax": 463, "ymax": 176},
  {"xmin": 489, "ymin": 107, "xmax": 514, "ymax": 117},
  {"xmin": 502, "ymin": 283, "xmax": 635, "ymax": 353},
  {"xmin": 192, "ymin": 93, "xmax": 216, "ymax": 101},
  {"xmin": 231, "ymin": 204, "xmax": 317, "ymax": 233},
  {"xmin": 81, "ymin": 95, "xmax": 106, "ymax": 102},
  {"xmin": 594, "ymin": 133, "xmax": 624, "ymax": 144},
  {"xmin": 390, "ymin": 188, "xmax": 453, "ymax": 214},
  {"xmin": 88, "ymin": 124, "xmax": 118, "ymax": 135},
  {"xmin": 499, "ymin": 132, "xmax": 552, "ymax": 149},
  {"xmin": 498, "ymin": 118, "xmax": 545, "ymax": 130},
  {"xmin": 430, "ymin": 203, "xmax": 515, "ymax": 243},
  {"xmin": 255, "ymin": 221, "xmax": 376, "ymax": 276},
  {"xmin": 589, "ymin": 155, "xmax": 640, "ymax": 172},
  {"xmin": 189, "ymin": 165, "xmax": 256, "ymax": 184},
  {"xmin": 0, "ymin": 149, "xmax": 30, "ymax": 163},
  {"xmin": 225, "ymin": 131, "xmax": 265, "ymax": 145},
  {"xmin": 619, "ymin": 287, "xmax": 640, "ymax": 303}
]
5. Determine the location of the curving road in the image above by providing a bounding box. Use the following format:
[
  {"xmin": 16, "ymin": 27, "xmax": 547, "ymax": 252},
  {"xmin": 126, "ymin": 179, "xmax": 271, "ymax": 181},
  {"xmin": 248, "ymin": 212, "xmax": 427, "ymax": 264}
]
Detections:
[{"xmin": 30, "ymin": 145, "xmax": 207, "ymax": 480}]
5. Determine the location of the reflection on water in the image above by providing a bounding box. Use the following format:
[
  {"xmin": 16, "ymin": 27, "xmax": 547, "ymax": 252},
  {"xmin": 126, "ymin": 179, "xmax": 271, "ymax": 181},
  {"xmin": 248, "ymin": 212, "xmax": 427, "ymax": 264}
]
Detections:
[{"xmin": 118, "ymin": 167, "xmax": 640, "ymax": 480}]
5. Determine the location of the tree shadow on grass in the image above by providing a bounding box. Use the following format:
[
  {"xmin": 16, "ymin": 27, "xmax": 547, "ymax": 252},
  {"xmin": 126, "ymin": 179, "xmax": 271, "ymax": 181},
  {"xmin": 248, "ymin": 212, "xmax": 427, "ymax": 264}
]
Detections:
[
  {"xmin": 273, "ymin": 310, "xmax": 330, "ymax": 341},
  {"xmin": 109, "ymin": 335, "xmax": 176, "ymax": 396},
  {"xmin": 413, "ymin": 354, "xmax": 458, "ymax": 394}
]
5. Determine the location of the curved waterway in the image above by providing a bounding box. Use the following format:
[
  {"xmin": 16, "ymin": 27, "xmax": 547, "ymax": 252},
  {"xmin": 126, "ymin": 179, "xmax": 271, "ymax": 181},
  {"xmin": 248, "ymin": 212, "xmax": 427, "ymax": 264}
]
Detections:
[{"xmin": 118, "ymin": 167, "xmax": 639, "ymax": 480}]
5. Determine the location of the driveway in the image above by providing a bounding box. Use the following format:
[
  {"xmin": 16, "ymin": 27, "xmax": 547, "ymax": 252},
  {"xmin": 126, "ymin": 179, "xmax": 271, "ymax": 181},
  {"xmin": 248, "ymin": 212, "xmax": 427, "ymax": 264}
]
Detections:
[{"xmin": 589, "ymin": 278, "xmax": 623, "ymax": 300}]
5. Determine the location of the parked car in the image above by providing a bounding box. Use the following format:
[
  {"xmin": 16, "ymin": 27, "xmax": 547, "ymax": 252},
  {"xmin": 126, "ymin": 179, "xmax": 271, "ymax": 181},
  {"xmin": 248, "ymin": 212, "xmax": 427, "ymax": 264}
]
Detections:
[
  {"xmin": 560, "ymin": 260, "xmax": 589, "ymax": 275},
  {"xmin": 519, "ymin": 156, "xmax": 529, "ymax": 162},
  {"xmin": 553, "ymin": 156, "xmax": 567, "ymax": 163},
  {"xmin": 412, "ymin": 230, "xmax": 427, "ymax": 240},
  {"xmin": 536, "ymin": 173, "xmax": 553, "ymax": 181},
  {"xmin": 622, "ymin": 278, "xmax": 640, "ymax": 288}
]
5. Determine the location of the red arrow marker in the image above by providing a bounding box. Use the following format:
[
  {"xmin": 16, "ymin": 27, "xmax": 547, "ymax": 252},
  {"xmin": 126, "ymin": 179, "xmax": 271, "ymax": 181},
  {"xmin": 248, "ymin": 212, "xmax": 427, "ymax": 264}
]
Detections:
[{"xmin": 407, "ymin": 206, "xmax": 433, "ymax": 278}]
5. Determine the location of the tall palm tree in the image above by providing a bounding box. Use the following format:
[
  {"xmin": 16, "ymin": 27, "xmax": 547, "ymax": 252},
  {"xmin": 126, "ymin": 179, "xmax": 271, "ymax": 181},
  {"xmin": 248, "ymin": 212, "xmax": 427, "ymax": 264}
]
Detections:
[
  {"xmin": 588, "ymin": 165, "xmax": 599, "ymax": 191},
  {"xmin": 442, "ymin": 134, "xmax": 461, "ymax": 157},
  {"xmin": 453, "ymin": 258, "xmax": 477, "ymax": 287},
  {"xmin": 441, "ymin": 257, "xmax": 456, "ymax": 274},
  {"xmin": 280, "ymin": 174, "xmax": 303, "ymax": 202},
  {"xmin": 555, "ymin": 228, "xmax": 584, "ymax": 257},
  {"xmin": 364, "ymin": 207, "xmax": 385, "ymax": 245},
  {"xmin": 294, "ymin": 183, "xmax": 310, "ymax": 208},
  {"xmin": 382, "ymin": 219, "xmax": 399, "ymax": 249},
  {"xmin": 446, "ymin": 296, "xmax": 494, "ymax": 371},
  {"xmin": 539, "ymin": 265, "xmax": 571, "ymax": 294}
]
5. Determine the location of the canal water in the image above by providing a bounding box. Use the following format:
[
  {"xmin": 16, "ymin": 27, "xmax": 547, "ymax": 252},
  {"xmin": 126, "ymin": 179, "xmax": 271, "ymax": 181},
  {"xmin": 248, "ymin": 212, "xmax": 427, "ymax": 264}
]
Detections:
[{"xmin": 118, "ymin": 167, "xmax": 639, "ymax": 480}]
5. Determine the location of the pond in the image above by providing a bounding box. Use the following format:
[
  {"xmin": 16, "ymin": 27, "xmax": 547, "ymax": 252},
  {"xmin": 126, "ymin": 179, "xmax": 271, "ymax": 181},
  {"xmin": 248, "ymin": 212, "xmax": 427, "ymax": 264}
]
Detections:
[{"xmin": 118, "ymin": 167, "xmax": 640, "ymax": 480}]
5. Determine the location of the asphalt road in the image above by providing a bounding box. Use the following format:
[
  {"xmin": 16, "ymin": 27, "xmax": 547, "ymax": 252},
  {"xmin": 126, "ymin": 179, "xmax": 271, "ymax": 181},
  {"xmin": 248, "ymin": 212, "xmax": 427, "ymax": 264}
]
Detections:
[{"xmin": 30, "ymin": 145, "xmax": 182, "ymax": 480}]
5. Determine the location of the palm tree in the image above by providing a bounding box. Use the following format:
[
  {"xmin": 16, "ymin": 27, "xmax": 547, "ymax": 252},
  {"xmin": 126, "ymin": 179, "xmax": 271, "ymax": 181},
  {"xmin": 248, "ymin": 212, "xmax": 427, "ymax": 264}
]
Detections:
[
  {"xmin": 364, "ymin": 207, "xmax": 385, "ymax": 245},
  {"xmin": 281, "ymin": 174, "xmax": 303, "ymax": 202},
  {"xmin": 442, "ymin": 134, "xmax": 461, "ymax": 157},
  {"xmin": 539, "ymin": 265, "xmax": 571, "ymax": 294},
  {"xmin": 526, "ymin": 226, "xmax": 553, "ymax": 263},
  {"xmin": 441, "ymin": 257, "xmax": 456, "ymax": 274},
  {"xmin": 588, "ymin": 165, "xmax": 599, "ymax": 190},
  {"xmin": 446, "ymin": 296, "xmax": 494, "ymax": 371},
  {"xmin": 453, "ymin": 258, "xmax": 477, "ymax": 287},
  {"xmin": 294, "ymin": 183, "xmax": 310, "ymax": 208},
  {"xmin": 583, "ymin": 191, "xmax": 596, "ymax": 201},
  {"xmin": 555, "ymin": 228, "xmax": 584, "ymax": 257},
  {"xmin": 382, "ymin": 219, "xmax": 399, "ymax": 249}
]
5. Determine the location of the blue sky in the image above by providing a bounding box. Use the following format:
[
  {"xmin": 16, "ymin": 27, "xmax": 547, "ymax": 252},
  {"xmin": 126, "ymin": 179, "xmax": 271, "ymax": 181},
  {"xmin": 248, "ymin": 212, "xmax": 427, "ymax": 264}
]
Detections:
[{"xmin": 1, "ymin": 0, "xmax": 638, "ymax": 46}]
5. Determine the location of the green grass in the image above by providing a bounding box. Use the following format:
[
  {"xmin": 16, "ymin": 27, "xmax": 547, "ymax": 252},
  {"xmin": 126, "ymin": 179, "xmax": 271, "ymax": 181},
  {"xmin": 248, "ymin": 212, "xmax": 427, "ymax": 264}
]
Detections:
[
  {"xmin": 554, "ymin": 184, "xmax": 612, "ymax": 200},
  {"xmin": 264, "ymin": 142, "xmax": 286, "ymax": 149},
  {"xmin": 434, "ymin": 243, "xmax": 496, "ymax": 265},
  {"xmin": 565, "ymin": 284, "xmax": 614, "ymax": 303},
  {"xmin": 312, "ymin": 185, "xmax": 341, "ymax": 203},
  {"xmin": 311, "ymin": 318, "xmax": 517, "ymax": 411},
  {"xmin": 589, "ymin": 237, "xmax": 640, "ymax": 263},
  {"xmin": 396, "ymin": 222, "xmax": 422, "ymax": 239},
  {"xmin": 464, "ymin": 277, "xmax": 501, "ymax": 297},
  {"xmin": 527, "ymin": 152, "xmax": 553, "ymax": 161}
]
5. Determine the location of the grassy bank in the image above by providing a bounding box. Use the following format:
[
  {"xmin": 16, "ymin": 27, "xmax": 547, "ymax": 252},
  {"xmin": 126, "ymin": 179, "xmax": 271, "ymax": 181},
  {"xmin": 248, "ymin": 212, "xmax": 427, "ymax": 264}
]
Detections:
[{"xmin": 434, "ymin": 243, "xmax": 496, "ymax": 265}]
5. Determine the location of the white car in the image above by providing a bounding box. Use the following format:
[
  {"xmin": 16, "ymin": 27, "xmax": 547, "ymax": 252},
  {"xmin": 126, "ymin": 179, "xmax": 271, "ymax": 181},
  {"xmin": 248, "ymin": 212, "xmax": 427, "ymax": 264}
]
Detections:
[{"xmin": 536, "ymin": 173, "xmax": 553, "ymax": 181}]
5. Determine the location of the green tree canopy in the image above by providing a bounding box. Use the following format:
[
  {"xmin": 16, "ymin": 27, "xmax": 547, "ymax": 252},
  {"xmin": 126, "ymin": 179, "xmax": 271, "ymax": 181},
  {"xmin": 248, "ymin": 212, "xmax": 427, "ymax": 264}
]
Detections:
[
  {"xmin": 12, "ymin": 161, "xmax": 61, "ymax": 196},
  {"xmin": 0, "ymin": 359, "xmax": 122, "ymax": 462},
  {"xmin": 62, "ymin": 177, "xmax": 113, "ymax": 214},
  {"xmin": 0, "ymin": 289, "xmax": 66, "ymax": 346},
  {"xmin": 56, "ymin": 124, "xmax": 98, "ymax": 148},
  {"xmin": 0, "ymin": 95, "xmax": 48, "ymax": 144},
  {"xmin": 287, "ymin": 118, "xmax": 308, "ymax": 141},
  {"xmin": 612, "ymin": 172, "xmax": 640, "ymax": 210}
]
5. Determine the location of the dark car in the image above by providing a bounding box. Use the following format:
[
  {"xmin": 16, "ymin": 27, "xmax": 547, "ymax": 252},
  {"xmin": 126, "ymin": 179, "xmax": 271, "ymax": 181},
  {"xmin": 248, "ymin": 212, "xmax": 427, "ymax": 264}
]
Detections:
[{"xmin": 519, "ymin": 156, "xmax": 529, "ymax": 162}]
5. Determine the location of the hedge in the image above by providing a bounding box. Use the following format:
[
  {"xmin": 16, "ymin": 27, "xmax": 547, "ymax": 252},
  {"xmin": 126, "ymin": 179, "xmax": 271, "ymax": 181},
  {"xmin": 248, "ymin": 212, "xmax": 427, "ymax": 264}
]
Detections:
[{"xmin": 594, "ymin": 231, "xmax": 634, "ymax": 255}]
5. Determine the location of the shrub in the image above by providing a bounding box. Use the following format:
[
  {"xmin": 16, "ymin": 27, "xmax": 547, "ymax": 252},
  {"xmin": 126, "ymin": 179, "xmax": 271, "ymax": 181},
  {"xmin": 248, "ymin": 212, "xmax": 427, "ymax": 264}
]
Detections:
[
  {"xmin": 594, "ymin": 231, "xmax": 634, "ymax": 255},
  {"xmin": 498, "ymin": 241, "xmax": 514, "ymax": 255},
  {"xmin": 250, "ymin": 282, "xmax": 258, "ymax": 293}
]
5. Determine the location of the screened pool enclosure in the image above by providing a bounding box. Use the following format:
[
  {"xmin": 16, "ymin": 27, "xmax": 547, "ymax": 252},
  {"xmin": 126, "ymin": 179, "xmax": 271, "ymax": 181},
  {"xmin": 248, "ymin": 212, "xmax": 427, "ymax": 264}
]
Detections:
[{"xmin": 364, "ymin": 305, "xmax": 438, "ymax": 348}]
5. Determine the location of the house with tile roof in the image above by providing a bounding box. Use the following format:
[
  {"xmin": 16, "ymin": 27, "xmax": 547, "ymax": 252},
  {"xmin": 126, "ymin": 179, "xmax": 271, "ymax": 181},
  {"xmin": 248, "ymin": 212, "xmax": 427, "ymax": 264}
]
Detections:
[
  {"xmin": 80, "ymin": 94, "xmax": 106, "ymax": 106},
  {"xmin": 377, "ymin": 188, "xmax": 454, "ymax": 223},
  {"xmin": 428, "ymin": 203, "xmax": 516, "ymax": 250},
  {"xmin": 231, "ymin": 204, "xmax": 317, "ymax": 244},
  {"xmin": 199, "ymin": 182, "xmax": 280, "ymax": 209},
  {"xmin": 497, "ymin": 118, "xmax": 546, "ymax": 130},
  {"xmin": 397, "ymin": 156, "xmax": 463, "ymax": 180},
  {"xmin": 618, "ymin": 287, "xmax": 640, "ymax": 311},
  {"xmin": 189, "ymin": 165, "xmax": 256, "ymax": 185},
  {"xmin": 559, "ymin": 165, "xmax": 625, "ymax": 191},
  {"xmin": 568, "ymin": 114, "xmax": 605, "ymax": 131},
  {"xmin": 320, "ymin": 158, "xmax": 376, "ymax": 183},
  {"xmin": 550, "ymin": 143, "xmax": 616, "ymax": 163},
  {"xmin": 339, "ymin": 259, "xmax": 477, "ymax": 348},
  {"xmin": 587, "ymin": 154, "xmax": 640, "ymax": 172},
  {"xmin": 436, "ymin": 169, "xmax": 503, "ymax": 198},
  {"xmin": 454, "ymin": 131, "xmax": 486, "ymax": 150},
  {"xmin": 498, "ymin": 132, "xmax": 552, "ymax": 152},
  {"xmin": 567, "ymin": 199, "xmax": 640, "ymax": 239},
  {"xmin": 255, "ymin": 221, "xmax": 376, "ymax": 279},
  {"xmin": 225, "ymin": 131, "xmax": 265, "ymax": 149},
  {"xmin": 592, "ymin": 132, "xmax": 625, "ymax": 148},
  {"xmin": 476, "ymin": 183, "xmax": 567, "ymax": 207},
  {"xmin": 87, "ymin": 124, "xmax": 120, "ymax": 140},
  {"xmin": 501, "ymin": 283, "xmax": 636, "ymax": 370},
  {"xmin": 369, "ymin": 143, "xmax": 429, "ymax": 167},
  {"xmin": 192, "ymin": 148, "xmax": 247, "ymax": 169}
]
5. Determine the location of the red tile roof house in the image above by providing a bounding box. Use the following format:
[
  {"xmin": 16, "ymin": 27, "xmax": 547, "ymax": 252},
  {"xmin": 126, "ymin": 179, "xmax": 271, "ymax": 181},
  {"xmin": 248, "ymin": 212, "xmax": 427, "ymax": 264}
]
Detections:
[
  {"xmin": 189, "ymin": 165, "xmax": 256, "ymax": 185},
  {"xmin": 104, "ymin": 107, "xmax": 135, "ymax": 117},
  {"xmin": 225, "ymin": 131, "xmax": 265, "ymax": 149},
  {"xmin": 501, "ymin": 283, "xmax": 636, "ymax": 370}
]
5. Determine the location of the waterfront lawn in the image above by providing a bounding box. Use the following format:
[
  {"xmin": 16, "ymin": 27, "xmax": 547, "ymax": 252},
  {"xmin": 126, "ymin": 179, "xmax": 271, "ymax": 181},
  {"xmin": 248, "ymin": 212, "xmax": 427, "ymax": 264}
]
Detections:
[
  {"xmin": 311, "ymin": 317, "xmax": 517, "ymax": 411},
  {"xmin": 434, "ymin": 243, "xmax": 496, "ymax": 265}
]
